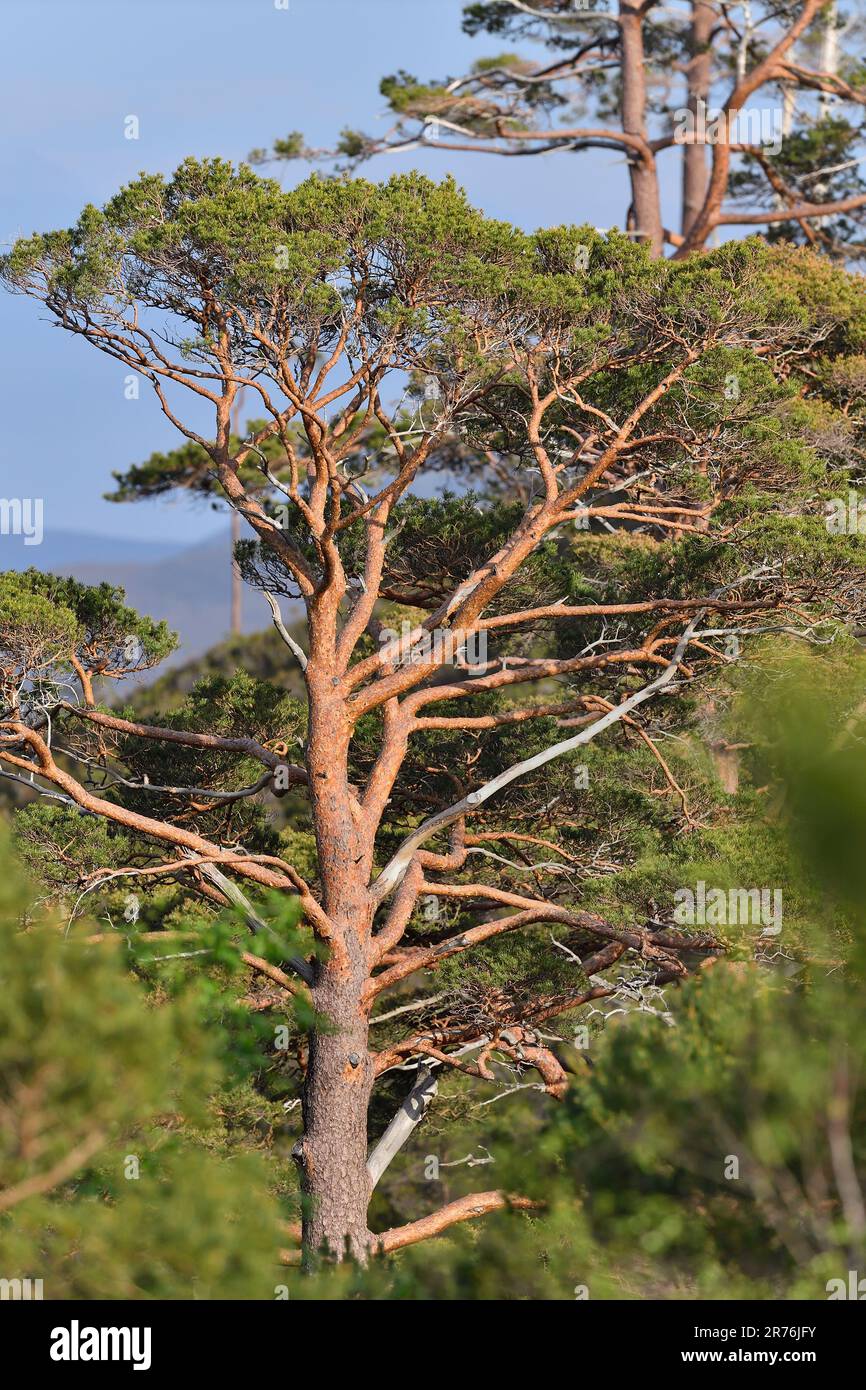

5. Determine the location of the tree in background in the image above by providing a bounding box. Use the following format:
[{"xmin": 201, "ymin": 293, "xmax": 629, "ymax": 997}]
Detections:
[
  {"xmin": 254, "ymin": 1, "xmax": 866, "ymax": 259},
  {"xmin": 3, "ymin": 159, "xmax": 866, "ymax": 1266},
  {"xmin": 105, "ymin": 410, "xmax": 401, "ymax": 643},
  {"xmin": 104, "ymin": 401, "xmax": 256, "ymax": 637}
]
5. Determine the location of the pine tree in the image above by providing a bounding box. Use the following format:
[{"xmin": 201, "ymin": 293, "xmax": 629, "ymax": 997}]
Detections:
[
  {"xmin": 3, "ymin": 159, "xmax": 866, "ymax": 1263},
  {"xmin": 253, "ymin": 2, "xmax": 866, "ymax": 259}
]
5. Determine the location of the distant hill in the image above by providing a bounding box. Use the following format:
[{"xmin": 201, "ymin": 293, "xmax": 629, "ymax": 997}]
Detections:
[
  {"xmin": 1, "ymin": 526, "xmax": 274, "ymax": 669},
  {"xmin": 2, "ymin": 528, "xmax": 184, "ymax": 572}
]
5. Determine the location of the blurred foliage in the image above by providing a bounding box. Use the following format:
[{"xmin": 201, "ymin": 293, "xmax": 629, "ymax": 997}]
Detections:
[{"xmin": 0, "ymin": 833, "xmax": 293, "ymax": 1298}]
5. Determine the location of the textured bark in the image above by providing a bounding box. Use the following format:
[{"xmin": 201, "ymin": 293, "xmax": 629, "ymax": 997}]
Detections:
[
  {"xmin": 682, "ymin": 1, "xmax": 714, "ymax": 239},
  {"xmin": 296, "ymin": 648, "xmax": 376, "ymax": 1261},
  {"xmin": 620, "ymin": 2, "xmax": 664, "ymax": 256},
  {"xmin": 299, "ymin": 956, "xmax": 374, "ymax": 1261}
]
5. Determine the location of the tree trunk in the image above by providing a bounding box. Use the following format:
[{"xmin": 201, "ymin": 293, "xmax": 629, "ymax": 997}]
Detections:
[
  {"xmin": 682, "ymin": 1, "xmax": 714, "ymax": 239},
  {"xmin": 298, "ymin": 950, "xmax": 373, "ymax": 1262},
  {"xmin": 620, "ymin": 2, "xmax": 664, "ymax": 256},
  {"xmin": 297, "ymin": 661, "xmax": 375, "ymax": 1262},
  {"xmin": 818, "ymin": 0, "xmax": 837, "ymax": 123}
]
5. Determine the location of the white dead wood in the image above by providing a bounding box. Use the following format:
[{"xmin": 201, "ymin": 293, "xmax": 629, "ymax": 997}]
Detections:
[
  {"xmin": 367, "ymin": 1066, "xmax": 439, "ymax": 1189},
  {"xmin": 265, "ymin": 593, "xmax": 308, "ymax": 671}
]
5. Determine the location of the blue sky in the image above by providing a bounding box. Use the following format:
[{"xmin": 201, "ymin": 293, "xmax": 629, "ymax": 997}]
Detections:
[{"xmin": 0, "ymin": 0, "xmax": 665, "ymax": 545}]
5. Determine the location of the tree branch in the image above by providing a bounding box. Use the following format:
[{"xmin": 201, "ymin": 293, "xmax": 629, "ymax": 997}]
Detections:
[
  {"xmin": 373, "ymin": 612, "xmax": 703, "ymax": 901},
  {"xmin": 366, "ymin": 1066, "xmax": 438, "ymax": 1191},
  {"xmin": 371, "ymin": 1191, "xmax": 542, "ymax": 1254}
]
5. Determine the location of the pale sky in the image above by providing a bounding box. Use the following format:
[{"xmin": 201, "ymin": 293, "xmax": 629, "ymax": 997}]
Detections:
[{"xmin": 0, "ymin": 0, "xmax": 667, "ymax": 545}]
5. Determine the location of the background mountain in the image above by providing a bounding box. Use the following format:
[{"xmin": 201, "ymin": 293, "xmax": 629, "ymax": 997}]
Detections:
[{"xmin": 1, "ymin": 526, "xmax": 272, "ymax": 668}]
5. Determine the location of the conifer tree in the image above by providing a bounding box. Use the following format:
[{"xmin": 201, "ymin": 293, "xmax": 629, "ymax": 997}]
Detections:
[
  {"xmin": 254, "ymin": 1, "xmax": 866, "ymax": 259},
  {"xmin": 3, "ymin": 159, "xmax": 866, "ymax": 1261}
]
